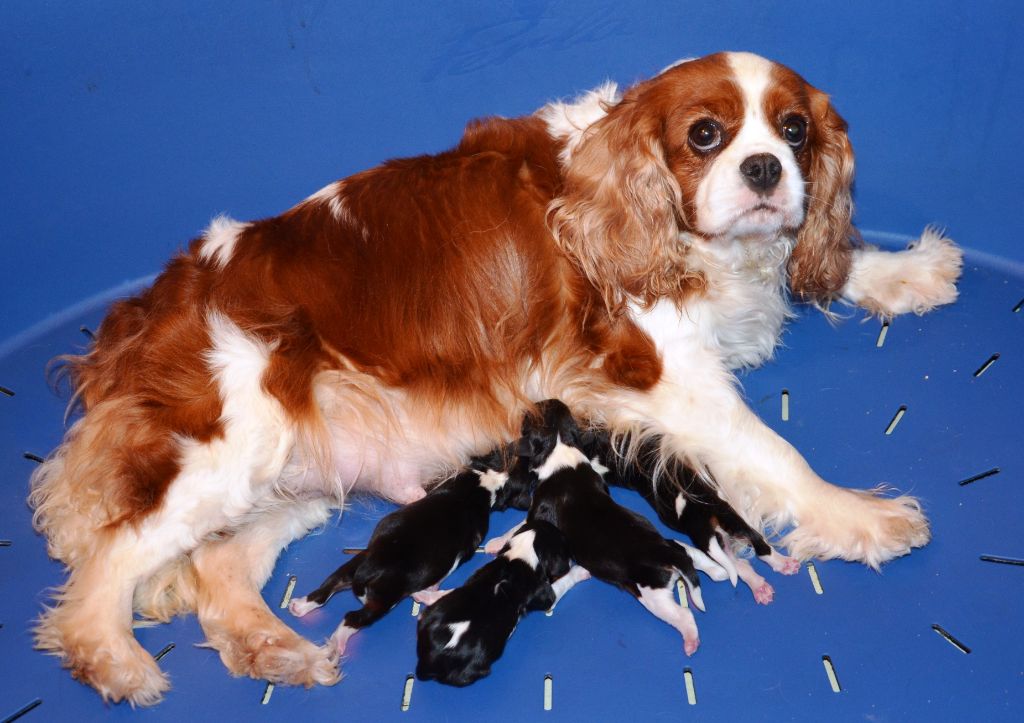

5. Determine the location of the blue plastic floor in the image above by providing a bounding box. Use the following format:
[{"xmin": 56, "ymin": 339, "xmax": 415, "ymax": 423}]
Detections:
[{"xmin": 1, "ymin": 238, "xmax": 1021, "ymax": 722}]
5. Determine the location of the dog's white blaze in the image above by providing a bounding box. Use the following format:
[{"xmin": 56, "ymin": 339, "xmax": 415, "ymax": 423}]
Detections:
[
  {"xmin": 589, "ymin": 456, "xmax": 610, "ymax": 477},
  {"xmin": 692, "ymin": 52, "xmax": 804, "ymax": 239},
  {"xmin": 534, "ymin": 438, "xmax": 588, "ymax": 481},
  {"xmin": 503, "ymin": 529, "xmax": 540, "ymax": 570},
  {"xmin": 198, "ymin": 215, "xmax": 249, "ymax": 269},
  {"xmin": 444, "ymin": 621, "xmax": 471, "ymax": 649},
  {"xmin": 476, "ymin": 469, "xmax": 509, "ymax": 506}
]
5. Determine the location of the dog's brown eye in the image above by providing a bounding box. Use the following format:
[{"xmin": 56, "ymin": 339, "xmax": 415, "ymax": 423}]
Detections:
[
  {"xmin": 781, "ymin": 115, "xmax": 807, "ymax": 147},
  {"xmin": 688, "ymin": 120, "xmax": 722, "ymax": 152}
]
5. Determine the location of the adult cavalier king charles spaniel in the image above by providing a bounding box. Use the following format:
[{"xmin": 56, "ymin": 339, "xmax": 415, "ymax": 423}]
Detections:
[{"xmin": 29, "ymin": 51, "xmax": 962, "ymax": 704}]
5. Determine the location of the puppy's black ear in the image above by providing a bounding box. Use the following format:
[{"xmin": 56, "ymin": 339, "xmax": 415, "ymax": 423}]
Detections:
[
  {"xmin": 545, "ymin": 548, "xmax": 572, "ymax": 582},
  {"xmin": 508, "ymin": 486, "xmax": 535, "ymax": 511},
  {"xmin": 525, "ymin": 582, "xmax": 556, "ymax": 612},
  {"xmin": 515, "ymin": 432, "xmax": 536, "ymax": 460},
  {"xmin": 552, "ymin": 402, "xmax": 582, "ymax": 449},
  {"xmin": 577, "ymin": 424, "xmax": 605, "ymax": 460},
  {"xmin": 493, "ymin": 580, "xmax": 513, "ymax": 601},
  {"xmin": 517, "ymin": 409, "xmax": 555, "ymax": 466}
]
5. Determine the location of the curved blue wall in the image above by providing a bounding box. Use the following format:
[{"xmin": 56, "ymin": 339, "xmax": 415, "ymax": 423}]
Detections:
[{"xmin": 2, "ymin": 0, "xmax": 1021, "ymax": 343}]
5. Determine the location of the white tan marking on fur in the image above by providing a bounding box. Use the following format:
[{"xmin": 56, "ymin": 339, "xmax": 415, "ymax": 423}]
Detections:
[
  {"xmin": 198, "ymin": 215, "xmax": 249, "ymax": 269},
  {"xmin": 538, "ymin": 81, "xmax": 621, "ymax": 165},
  {"xmin": 304, "ymin": 181, "xmax": 354, "ymax": 223},
  {"xmin": 503, "ymin": 529, "xmax": 540, "ymax": 570},
  {"xmin": 444, "ymin": 621, "xmax": 471, "ymax": 649},
  {"xmin": 476, "ymin": 469, "xmax": 509, "ymax": 506},
  {"xmin": 534, "ymin": 438, "xmax": 589, "ymax": 481}
]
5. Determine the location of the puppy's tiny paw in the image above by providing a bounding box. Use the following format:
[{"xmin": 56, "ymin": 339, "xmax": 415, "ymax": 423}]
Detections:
[
  {"xmin": 288, "ymin": 596, "xmax": 320, "ymax": 618},
  {"xmin": 412, "ymin": 589, "xmax": 451, "ymax": 605},
  {"xmin": 483, "ymin": 538, "xmax": 505, "ymax": 555},
  {"xmin": 778, "ymin": 556, "xmax": 801, "ymax": 575},
  {"xmin": 753, "ymin": 582, "xmax": 775, "ymax": 605}
]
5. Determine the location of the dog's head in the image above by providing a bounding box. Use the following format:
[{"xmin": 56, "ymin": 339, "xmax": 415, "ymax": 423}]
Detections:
[{"xmin": 549, "ymin": 51, "xmax": 854, "ymax": 310}]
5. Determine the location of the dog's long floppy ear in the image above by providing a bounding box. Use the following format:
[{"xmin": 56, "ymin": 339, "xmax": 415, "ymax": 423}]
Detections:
[
  {"xmin": 550, "ymin": 99, "xmax": 694, "ymax": 314},
  {"xmin": 788, "ymin": 89, "xmax": 856, "ymax": 303}
]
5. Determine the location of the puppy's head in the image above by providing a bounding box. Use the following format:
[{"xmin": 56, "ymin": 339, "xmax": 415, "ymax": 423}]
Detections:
[
  {"xmin": 415, "ymin": 615, "xmax": 497, "ymax": 687},
  {"xmin": 550, "ymin": 51, "xmax": 854, "ymax": 308},
  {"xmin": 516, "ymin": 399, "xmax": 582, "ymax": 468},
  {"xmin": 492, "ymin": 454, "xmax": 536, "ymax": 511},
  {"xmin": 470, "ymin": 443, "xmax": 534, "ymax": 511}
]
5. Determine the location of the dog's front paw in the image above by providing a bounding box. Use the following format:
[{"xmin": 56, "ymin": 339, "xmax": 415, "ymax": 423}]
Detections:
[
  {"xmin": 844, "ymin": 228, "xmax": 963, "ymax": 317},
  {"xmin": 783, "ymin": 488, "xmax": 930, "ymax": 569},
  {"xmin": 208, "ymin": 623, "xmax": 340, "ymax": 687}
]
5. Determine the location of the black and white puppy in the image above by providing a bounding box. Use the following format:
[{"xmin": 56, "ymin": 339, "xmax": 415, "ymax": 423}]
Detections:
[
  {"xmin": 502, "ymin": 400, "xmax": 706, "ymax": 656},
  {"xmin": 416, "ymin": 520, "xmax": 586, "ymax": 687},
  {"xmin": 289, "ymin": 446, "xmax": 532, "ymax": 655},
  {"xmin": 592, "ymin": 433, "xmax": 801, "ymax": 604}
]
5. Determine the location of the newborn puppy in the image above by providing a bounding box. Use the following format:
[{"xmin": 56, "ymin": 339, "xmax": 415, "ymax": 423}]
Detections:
[
  {"xmin": 591, "ymin": 432, "xmax": 800, "ymax": 604},
  {"xmin": 289, "ymin": 446, "xmax": 532, "ymax": 654},
  {"xmin": 416, "ymin": 520, "xmax": 585, "ymax": 687},
  {"xmin": 517, "ymin": 400, "xmax": 706, "ymax": 656}
]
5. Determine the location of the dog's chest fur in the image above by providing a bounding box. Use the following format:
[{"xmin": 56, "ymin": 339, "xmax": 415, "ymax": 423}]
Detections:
[{"xmin": 631, "ymin": 235, "xmax": 794, "ymax": 370}]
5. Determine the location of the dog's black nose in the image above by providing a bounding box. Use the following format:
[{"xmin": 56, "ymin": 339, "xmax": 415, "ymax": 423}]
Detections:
[{"xmin": 739, "ymin": 153, "xmax": 782, "ymax": 193}]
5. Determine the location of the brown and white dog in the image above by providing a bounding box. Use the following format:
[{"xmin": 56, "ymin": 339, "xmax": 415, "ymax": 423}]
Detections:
[{"xmin": 28, "ymin": 51, "xmax": 962, "ymax": 705}]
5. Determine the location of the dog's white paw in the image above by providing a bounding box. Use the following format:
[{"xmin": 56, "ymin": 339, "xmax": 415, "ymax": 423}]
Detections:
[{"xmin": 843, "ymin": 227, "xmax": 963, "ymax": 317}]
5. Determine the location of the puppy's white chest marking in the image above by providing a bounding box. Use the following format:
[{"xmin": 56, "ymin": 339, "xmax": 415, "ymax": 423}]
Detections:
[
  {"xmin": 503, "ymin": 529, "xmax": 540, "ymax": 570},
  {"xmin": 534, "ymin": 440, "xmax": 588, "ymax": 481},
  {"xmin": 476, "ymin": 469, "xmax": 509, "ymax": 506}
]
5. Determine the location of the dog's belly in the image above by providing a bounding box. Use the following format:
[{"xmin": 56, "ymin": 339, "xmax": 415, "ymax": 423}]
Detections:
[{"xmin": 279, "ymin": 371, "xmax": 523, "ymax": 502}]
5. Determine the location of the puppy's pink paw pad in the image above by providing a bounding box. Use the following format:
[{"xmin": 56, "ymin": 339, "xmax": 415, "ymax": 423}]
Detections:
[
  {"xmin": 288, "ymin": 597, "xmax": 320, "ymax": 617},
  {"xmin": 780, "ymin": 557, "xmax": 801, "ymax": 575},
  {"xmin": 753, "ymin": 583, "xmax": 775, "ymax": 605},
  {"xmin": 684, "ymin": 638, "xmax": 700, "ymax": 656}
]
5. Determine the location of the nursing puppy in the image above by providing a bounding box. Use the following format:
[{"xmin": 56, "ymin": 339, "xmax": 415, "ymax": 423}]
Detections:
[
  {"xmin": 416, "ymin": 520, "xmax": 584, "ymax": 687},
  {"xmin": 516, "ymin": 400, "xmax": 706, "ymax": 655},
  {"xmin": 593, "ymin": 433, "xmax": 801, "ymax": 604},
  {"xmin": 289, "ymin": 448, "xmax": 531, "ymax": 654}
]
